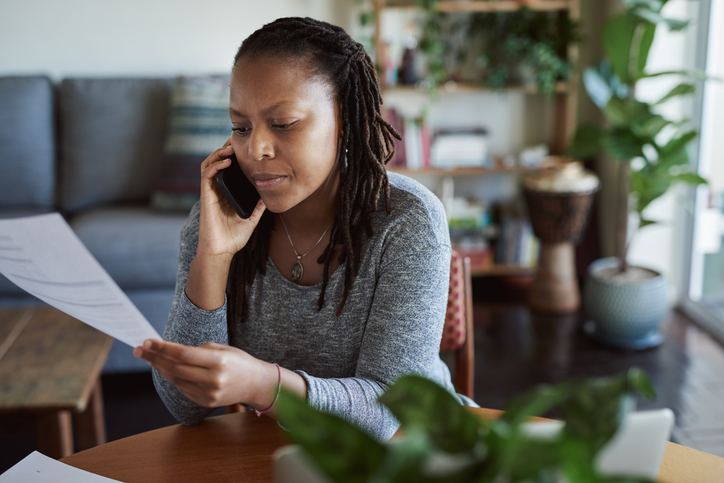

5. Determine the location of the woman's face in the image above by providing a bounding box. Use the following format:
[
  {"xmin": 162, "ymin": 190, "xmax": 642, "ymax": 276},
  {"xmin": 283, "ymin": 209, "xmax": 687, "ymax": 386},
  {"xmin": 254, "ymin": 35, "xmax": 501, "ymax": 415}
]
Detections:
[{"xmin": 228, "ymin": 55, "xmax": 342, "ymax": 215}]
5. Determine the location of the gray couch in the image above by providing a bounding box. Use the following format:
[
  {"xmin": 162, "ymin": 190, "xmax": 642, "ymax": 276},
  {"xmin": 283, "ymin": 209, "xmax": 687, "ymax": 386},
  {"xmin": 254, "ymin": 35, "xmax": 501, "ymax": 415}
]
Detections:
[{"xmin": 0, "ymin": 75, "xmax": 194, "ymax": 373}]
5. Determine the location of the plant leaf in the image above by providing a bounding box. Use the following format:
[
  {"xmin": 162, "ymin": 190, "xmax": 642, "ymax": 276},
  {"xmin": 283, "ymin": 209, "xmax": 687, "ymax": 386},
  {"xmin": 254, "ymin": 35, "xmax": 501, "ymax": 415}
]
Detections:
[
  {"xmin": 275, "ymin": 389, "xmax": 387, "ymax": 482},
  {"xmin": 634, "ymin": 8, "xmax": 689, "ymax": 31},
  {"xmin": 640, "ymin": 69, "xmax": 712, "ymax": 80},
  {"xmin": 638, "ymin": 115, "xmax": 669, "ymax": 138},
  {"xmin": 602, "ymin": 13, "xmax": 637, "ymax": 83},
  {"xmin": 504, "ymin": 438, "xmax": 561, "ymax": 481},
  {"xmin": 369, "ymin": 428, "xmax": 435, "ymax": 483},
  {"xmin": 567, "ymin": 123, "xmax": 605, "ymax": 160},
  {"xmin": 639, "ymin": 218, "xmax": 657, "ymax": 229},
  {"xmin": 626, "ymin": 367, "xmax": 656, "ymax": 400},
  {"xmin": 603, "ymin": 97, "xmax": 631, "ymax": 126},
  {"xmin": 655, "ymin": 83, "xmax": 696, "ymax": 105},
  {"xmin": 659, "ymin": 130, "xmax": 697, "ymax": 160},
  {"xmin": 603, "ymin": 128, "xmax": 645, "ymax": 160},
  {"xmin": 635, "ymin": 21, "xmax": 657, "ymax": 79},
  {"xmin": 631, "ymin": 168, "xmax": 672, "ymax": 215},
  {"xmin": 583, "ymin": 66, "xmax": 614, "ymax": 108},
  {"xmin": 500, "ymin": 384, "xmax": 570, "ymax": 429},
  {"xmin": 655, "ymin": 146, "xmax": 689, "ymax": 170},
  {"xmin": 623, "ymin": 0, "xmax": 664, "ymax": 12},
  {"xmin": 378, "ymin": 375, "xmax": 484, "ymax": 454},
  {"xmin": 559, "ymin": 436, "xmax": 598, "ymax": 483},
  {"xmin": 671, "ymin": 172, "xmax": 707, "ymax": 186}
]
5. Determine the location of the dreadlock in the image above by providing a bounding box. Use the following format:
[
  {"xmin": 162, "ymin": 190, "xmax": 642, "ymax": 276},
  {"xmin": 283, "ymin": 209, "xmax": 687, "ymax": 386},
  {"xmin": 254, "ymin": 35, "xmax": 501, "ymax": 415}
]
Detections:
[{"xmin": 227, "ymin": 17, "xmax": 401, "ymax": 338}]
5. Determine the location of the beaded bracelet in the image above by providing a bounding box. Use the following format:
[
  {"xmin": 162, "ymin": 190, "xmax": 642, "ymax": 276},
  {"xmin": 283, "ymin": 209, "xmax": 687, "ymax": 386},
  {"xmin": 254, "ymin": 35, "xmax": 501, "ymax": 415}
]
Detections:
[{"xmin": 255, "ymin": 363, "xmax": 281, "ymax": 417}]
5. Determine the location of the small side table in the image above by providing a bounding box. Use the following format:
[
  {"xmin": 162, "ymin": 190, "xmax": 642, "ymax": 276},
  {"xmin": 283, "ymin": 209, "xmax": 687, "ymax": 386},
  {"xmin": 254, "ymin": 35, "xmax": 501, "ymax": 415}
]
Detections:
[{"xmin": 0, "ymin": 307, "xmax": 112, "ymax": 458}]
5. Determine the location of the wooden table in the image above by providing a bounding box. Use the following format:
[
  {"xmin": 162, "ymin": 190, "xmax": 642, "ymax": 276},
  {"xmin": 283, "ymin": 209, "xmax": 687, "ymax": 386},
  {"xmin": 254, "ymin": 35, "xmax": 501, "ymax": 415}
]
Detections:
[
  {"xmin": 61, "ymin": 408, "xmax": 724, "ymax": 483},
  {"xmin": 0, "ymin": 306, "xmax": 113, "ymax": 458}
]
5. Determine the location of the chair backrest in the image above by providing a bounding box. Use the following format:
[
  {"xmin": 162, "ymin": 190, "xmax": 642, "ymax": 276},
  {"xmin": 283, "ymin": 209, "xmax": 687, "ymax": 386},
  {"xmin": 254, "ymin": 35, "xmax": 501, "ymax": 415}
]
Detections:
[{"xmin": 440, "ymin": 250, "xmax": 475, "ymax": 399}]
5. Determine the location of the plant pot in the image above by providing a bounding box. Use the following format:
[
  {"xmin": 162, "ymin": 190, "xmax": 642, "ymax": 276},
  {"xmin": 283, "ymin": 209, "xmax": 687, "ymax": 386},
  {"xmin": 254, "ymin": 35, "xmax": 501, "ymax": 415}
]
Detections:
[{"xmin": 583, "ymin": 257, "xmax": 668, "ymax": 350}]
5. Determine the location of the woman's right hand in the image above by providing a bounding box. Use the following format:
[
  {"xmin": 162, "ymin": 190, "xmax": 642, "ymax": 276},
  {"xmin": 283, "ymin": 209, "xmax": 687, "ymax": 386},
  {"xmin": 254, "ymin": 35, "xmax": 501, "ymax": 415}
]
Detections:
[
  {"xmin": 184, "ymin": 143, "xmax": 266, "ymax": 311},
  {"xmin": 197, "ymin": 143, "xmax": 266, "ymax": 259}
]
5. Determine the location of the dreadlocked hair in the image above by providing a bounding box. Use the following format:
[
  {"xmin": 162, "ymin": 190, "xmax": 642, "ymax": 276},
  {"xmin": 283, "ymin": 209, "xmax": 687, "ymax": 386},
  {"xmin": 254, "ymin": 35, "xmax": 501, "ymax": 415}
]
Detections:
[{"xmin": 226, "ymin": 17, "xmax": 401, "ymax": 338}]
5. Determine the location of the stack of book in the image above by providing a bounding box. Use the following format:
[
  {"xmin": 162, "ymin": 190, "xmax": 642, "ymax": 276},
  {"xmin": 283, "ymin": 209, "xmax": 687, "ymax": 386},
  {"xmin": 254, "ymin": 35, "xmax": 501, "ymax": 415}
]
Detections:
[
  {"xmin": 448, "ymin": 197, "xmax": 495, "ymax": 271},
  {"xmin": 430, "ymin": 128, "xmax": 491, "ymax": 169},
  {"xmin": 494, "ymin": 217, "xmax": 539, "ymax": 267}
]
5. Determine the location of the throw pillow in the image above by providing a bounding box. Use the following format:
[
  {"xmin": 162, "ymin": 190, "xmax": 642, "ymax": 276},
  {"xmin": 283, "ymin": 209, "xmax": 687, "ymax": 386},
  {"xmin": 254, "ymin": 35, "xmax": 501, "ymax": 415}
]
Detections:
[{"xmin": 150, "ymin": 76, "xmax": 231, "ymax": 211}]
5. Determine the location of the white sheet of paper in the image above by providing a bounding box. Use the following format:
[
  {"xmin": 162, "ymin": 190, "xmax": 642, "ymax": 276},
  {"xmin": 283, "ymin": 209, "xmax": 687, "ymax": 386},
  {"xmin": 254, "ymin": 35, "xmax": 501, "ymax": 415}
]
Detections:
[
  {"xmin": 0, "ymin": 213, "xmax": 161, "ymax": 347},
  {"xmin": 0, "ymin": 451, "xmax": 122, "ymax": 482}
]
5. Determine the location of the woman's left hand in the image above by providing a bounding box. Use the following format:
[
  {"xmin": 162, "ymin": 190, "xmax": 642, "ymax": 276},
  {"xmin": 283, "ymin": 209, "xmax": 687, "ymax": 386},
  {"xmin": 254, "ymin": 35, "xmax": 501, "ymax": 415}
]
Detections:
[{"xmin": 133, "ymin": 340, "xmax": 274, "ymax": 409}]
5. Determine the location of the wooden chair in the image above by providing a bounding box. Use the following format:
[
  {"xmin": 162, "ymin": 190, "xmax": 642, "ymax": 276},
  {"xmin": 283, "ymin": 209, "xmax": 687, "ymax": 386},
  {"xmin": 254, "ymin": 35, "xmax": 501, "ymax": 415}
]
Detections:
[{"xmin": 439, "ymin": 250, "xmax": 475, "ymax": 400}]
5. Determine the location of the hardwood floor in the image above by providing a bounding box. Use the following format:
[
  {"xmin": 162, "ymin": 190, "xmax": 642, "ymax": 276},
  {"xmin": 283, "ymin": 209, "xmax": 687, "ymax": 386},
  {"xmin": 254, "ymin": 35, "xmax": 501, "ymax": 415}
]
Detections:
[
  {"xmin": 2, "ymin": 280, "xmax": 724, "ymax": 474},
  {"xmin": 469, "ymin": 277, "xmax": 724, "ymax": 458}
]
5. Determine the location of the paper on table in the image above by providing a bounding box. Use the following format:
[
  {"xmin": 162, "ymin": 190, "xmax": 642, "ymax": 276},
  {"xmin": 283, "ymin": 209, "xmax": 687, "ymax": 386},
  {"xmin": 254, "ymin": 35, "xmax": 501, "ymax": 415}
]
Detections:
[
  {"xmin": 0, "ymin": 213, "xmax": 161, "ymax": 347},
  {"xmin": 0, "ymin": 451, "xmax": 122, "ymax": 482}
]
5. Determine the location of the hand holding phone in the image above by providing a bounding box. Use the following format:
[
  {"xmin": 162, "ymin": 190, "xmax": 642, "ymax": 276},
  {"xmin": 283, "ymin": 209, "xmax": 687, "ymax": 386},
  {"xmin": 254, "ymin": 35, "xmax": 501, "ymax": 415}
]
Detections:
[{"xmin": 215, "ymin": 154, "xmax": 261, "ymax": 219}]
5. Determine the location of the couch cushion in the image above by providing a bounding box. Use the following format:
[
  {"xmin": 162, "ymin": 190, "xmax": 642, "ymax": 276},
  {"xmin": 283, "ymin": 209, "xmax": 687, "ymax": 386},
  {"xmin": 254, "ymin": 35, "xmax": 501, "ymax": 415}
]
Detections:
[
  {"xmin": 150, "ymin": 76, "xmax": 231, "ymax": 212},
  {"xmin": 58, "ymin": 78, "xmax": 174, "ymax": 213},
  {"xmin": 69, "ymin": 206, "xmax": 187, "ymax": 290},
  {"xmin": 0, "ymin": 76, "xmax": 55, "ymax": 210}
]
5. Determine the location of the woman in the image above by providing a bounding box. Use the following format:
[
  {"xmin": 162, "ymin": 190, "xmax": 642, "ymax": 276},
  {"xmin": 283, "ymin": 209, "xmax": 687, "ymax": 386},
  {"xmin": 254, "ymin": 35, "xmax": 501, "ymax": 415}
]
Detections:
[{"xmin": 134, "ymin": 17, "xmax": 474, "ymax": 441}]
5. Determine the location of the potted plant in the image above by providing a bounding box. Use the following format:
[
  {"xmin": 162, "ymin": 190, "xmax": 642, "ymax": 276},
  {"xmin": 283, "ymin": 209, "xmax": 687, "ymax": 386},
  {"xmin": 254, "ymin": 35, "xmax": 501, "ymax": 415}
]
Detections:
[
  {"xmin": 394, "ymin": 1, "xmax": 579, "ymax": 96},
  {"xmin": 567, "ymin": 0, "xmax": 707, "ymax": 349},
  {"xmin": 275, "ymin": 369, "xmax": 657, "ymax": 482},
  {"xmin": 468, "ymin": 7, "xmax": 579, "ymax": 95}
]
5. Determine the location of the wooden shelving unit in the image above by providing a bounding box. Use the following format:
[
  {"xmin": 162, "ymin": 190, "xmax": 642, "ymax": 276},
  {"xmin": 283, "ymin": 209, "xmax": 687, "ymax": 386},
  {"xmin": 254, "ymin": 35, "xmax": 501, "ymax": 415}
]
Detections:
[
  {"xmin": 387, "ymin": 162, "xmax": 538, "ymax": 178},
  {"xmin": 374, "ymin": 0, "xmax": 580, "ymax": 277},
  {"xmin": 471, "ymin": 264, "xmax": 535, "ymax": 277},
  {"xmin": 373, "ymin": 0, "xmax": 580, "ymax": 153},
  {"xmin": 385, "ymin": 80, "xmax": 570, "ymax": 95},
  {"xmin": 384, "ymin": 0, "xmax": 573, "ymax": 13}
]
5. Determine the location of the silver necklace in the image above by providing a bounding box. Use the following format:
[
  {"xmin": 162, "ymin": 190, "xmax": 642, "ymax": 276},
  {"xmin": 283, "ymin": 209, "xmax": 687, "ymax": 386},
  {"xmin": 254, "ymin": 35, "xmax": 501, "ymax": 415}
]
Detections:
[{"xmin": 279, "ymin": 215, "xmax": 334, "ymax": 283}]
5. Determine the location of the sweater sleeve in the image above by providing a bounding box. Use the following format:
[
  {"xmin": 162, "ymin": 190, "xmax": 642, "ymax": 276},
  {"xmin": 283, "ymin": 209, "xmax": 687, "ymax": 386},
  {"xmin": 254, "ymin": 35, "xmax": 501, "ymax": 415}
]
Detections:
[
  {"xmin": 152, "ymin": 203, "xmax": 229, "ymax": 425},
  {"xmin": 298, "ymin": 240, "xmax": 452, "ymax": 441}
]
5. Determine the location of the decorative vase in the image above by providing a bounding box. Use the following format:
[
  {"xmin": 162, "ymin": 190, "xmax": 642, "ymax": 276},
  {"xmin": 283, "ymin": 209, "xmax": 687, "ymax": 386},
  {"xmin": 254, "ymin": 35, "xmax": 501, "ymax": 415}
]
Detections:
[
  {"xmin": 583, "ymin": 257, "xmax": 668, "ymax": 350},
  {"xmin": 522, "ymin": 158, "xmax": 599, "ymax": 314}
]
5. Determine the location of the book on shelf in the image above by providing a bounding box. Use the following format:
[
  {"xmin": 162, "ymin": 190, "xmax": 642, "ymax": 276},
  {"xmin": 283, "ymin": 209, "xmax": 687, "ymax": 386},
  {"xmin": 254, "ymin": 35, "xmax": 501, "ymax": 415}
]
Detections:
[
  {"xmin": 430, "ymin": 127, "xmax": 491, "ymax": 169},
  {"xmin": 384, "ymin": 108, "xmax": 406, "ymax": 168},
  {"xmin": 383, "ymin": 108, "xmax": 431, "ymax": 170},
  {"xmin": 494, "ymin": 217, "xmax": 539, "ymax": 267}
]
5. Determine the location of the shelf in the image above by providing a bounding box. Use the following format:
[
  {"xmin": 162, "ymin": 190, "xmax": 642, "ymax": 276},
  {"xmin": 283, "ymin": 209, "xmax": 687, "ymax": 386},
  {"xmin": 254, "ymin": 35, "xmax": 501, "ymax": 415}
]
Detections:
[
  {"xmin": 387, "ymin": 162, "xmax": 539, "ymax": 177},
  {"xmin": 384, "ymin": 81, "xmax": 569, "ymax": 95},
  {"xmin": 383, "ymin": 0, "xmax": 573, "ymax": 13},
  {"xmin": 470, "ymin": 264, "xmax": 536, "ymax": 277}
]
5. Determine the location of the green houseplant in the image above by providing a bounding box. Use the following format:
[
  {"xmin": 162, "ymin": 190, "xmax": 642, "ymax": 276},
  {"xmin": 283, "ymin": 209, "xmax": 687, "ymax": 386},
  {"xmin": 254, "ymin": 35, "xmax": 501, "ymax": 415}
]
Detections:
[
  {"xmin": 468, "ymin": 7, "xmax": 579, "ymax": 94},
  {"xmin": 403, "ymin": 1, "xmax": 579, "ymax": 96},
  {"xmin": 567, "ymin": 0, "xmax": 707, "ymax": 349},
  {"xmin": 275, "ymin": 369, "xmax": 657, "ymax": 482}
]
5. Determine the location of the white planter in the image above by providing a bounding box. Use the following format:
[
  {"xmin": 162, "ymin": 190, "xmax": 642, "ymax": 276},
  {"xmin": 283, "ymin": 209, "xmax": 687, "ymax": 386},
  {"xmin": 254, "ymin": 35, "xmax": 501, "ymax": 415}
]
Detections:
[{"xmin": 583, "ymin": 257, "xmax": 668, "ymax": 349}]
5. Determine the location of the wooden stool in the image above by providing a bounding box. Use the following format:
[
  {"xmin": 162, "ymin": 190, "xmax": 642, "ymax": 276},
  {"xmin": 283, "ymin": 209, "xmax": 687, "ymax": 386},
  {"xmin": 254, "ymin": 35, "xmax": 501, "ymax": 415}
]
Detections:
[{"xmin": 0, "ymin": 307, "xmax": 112, "ymax": 458}]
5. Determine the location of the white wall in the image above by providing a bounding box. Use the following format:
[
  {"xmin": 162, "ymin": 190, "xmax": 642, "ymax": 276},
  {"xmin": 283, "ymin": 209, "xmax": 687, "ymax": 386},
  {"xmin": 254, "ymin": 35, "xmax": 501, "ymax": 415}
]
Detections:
[{"xmin": 0, "ymin": 0, "xmax": 350, "ymax": 79}]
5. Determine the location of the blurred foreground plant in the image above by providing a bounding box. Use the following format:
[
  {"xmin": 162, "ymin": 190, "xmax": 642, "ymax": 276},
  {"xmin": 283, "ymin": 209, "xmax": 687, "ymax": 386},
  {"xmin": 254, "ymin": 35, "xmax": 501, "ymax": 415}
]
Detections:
[{"xmin": 276, "ymin": 369, "xmax": 656, "ymax": 483}]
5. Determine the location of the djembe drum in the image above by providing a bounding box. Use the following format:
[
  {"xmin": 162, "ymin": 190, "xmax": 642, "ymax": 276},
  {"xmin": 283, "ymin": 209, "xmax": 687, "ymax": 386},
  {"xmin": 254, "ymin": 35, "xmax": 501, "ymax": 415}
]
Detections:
[{"xmin": 523, "ymin": 159, "xmax": 599, "ymax": 314}]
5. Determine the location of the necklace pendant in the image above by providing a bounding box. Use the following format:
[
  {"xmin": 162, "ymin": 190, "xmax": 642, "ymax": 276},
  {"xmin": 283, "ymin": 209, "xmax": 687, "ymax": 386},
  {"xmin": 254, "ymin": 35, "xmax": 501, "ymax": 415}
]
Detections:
[{"xmin": 291, "ymin": 256, "xmax": 304, "ymax": 283}]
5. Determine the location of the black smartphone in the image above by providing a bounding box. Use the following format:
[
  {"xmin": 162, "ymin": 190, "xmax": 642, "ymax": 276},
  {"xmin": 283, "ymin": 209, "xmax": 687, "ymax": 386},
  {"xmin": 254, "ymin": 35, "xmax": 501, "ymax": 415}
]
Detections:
[{"xmin": 215, "ymin": 154, "xmax": 261, "ymax": 219}]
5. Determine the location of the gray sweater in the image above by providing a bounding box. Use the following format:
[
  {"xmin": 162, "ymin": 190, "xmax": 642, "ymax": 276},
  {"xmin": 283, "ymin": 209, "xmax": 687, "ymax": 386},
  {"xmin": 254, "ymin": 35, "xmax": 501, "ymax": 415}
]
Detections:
[{"xmin": 153, "ymin": 172, "xmax": 468, "ymax": 441}]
